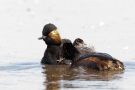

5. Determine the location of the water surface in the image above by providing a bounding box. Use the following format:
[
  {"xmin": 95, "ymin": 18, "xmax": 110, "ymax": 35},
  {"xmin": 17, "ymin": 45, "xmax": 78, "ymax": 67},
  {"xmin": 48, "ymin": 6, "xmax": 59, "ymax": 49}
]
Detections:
[{"xmin": 0, "ymin": 61, "xmax": 135, "ymax": 90}]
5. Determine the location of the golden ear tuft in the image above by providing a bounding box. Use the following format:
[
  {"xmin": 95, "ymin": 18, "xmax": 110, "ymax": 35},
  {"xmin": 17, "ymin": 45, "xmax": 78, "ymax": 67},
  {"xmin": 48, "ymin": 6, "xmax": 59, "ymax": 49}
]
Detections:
[{"xmin": 48, "ymin": 30, "xmax": 62, "ymax": 44}]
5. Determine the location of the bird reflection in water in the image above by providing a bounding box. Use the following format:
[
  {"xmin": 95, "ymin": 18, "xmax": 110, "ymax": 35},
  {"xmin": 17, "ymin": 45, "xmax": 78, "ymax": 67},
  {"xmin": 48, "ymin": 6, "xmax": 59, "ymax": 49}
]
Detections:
[{"xmin": 41, "ymin": 65, "xmax": 124, "ymax": 90}]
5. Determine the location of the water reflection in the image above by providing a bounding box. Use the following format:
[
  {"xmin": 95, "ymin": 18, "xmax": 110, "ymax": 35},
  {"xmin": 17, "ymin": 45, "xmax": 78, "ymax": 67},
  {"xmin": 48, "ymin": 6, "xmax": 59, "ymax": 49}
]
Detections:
[
  {"xmin": 42, "ymin": 65, "xmax": 124, "ymax": 90},
  {"xmin": 1, "ymin": 62, "xmax": 135, "ymax": 90},
  {"xmin": 0, "ymin": 62, "xmax": 44, "ymax": 90}
]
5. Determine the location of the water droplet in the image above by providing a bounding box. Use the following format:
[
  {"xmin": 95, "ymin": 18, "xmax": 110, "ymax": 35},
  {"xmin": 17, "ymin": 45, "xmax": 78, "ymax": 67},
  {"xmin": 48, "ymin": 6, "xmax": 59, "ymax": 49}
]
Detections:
[{"xmin": 99, "ymin": 22, "xmax": 105, "ymax": 26}]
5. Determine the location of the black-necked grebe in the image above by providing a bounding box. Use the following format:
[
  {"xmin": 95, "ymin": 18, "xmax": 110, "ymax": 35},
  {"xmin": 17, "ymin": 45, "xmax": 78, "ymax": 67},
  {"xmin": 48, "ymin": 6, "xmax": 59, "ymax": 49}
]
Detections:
[
  {"xmin": 38, "ymin": 23, "xmax": 70, "ymax": 65},
  {"xmin": 62, "ymin": 42, "xmax": 124, "ymax": 71}
]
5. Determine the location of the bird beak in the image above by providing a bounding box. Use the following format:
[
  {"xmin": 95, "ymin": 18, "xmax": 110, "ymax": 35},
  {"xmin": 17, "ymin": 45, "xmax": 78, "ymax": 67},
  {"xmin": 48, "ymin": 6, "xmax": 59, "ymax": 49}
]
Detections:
[
  {"xmin": 38, "ymin": 36, "xmax": 46, "ymax": 40},
  {"xmin": 83, "ymin": 42, "xmax": 87, "ymax": 47}
]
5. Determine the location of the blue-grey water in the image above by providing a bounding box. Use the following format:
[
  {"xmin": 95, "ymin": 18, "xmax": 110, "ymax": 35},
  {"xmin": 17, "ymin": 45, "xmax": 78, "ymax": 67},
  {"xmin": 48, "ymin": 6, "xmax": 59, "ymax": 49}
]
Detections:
[{"xmin": 0, "ymin": 61, "xmax": 135, "ymax": 90}]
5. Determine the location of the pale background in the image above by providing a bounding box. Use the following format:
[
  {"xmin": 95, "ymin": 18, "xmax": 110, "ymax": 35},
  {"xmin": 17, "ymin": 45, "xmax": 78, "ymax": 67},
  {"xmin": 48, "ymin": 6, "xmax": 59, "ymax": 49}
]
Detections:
[{"xmin": 0, "ymin": 0, "xmax": 135, "ymax": 63}]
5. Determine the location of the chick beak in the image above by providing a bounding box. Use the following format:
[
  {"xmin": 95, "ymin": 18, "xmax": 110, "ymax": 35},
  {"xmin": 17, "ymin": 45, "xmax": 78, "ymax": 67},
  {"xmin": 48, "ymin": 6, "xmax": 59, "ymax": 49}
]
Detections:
[
  {"xmin": 38, "ymin": 36, "xmax": 46, "ymax": 40},
  {"xmin": 83, "ymin": 42, "xmax": 87, "ymax": 47}
]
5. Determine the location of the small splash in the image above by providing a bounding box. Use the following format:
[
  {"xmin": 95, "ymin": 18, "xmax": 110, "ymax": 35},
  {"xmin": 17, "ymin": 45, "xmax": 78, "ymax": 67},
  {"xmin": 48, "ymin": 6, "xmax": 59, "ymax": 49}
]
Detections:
[
  {"xmin": 99, "ymin": 21, "xmax": 105, "ymax": 26},
  {"xmin": 123, "ymin": 46, "xmax": 129, "ymax": 50},
  {"xmin": 91, "ymin": 26, "xmax": 95, "ymax": 29}
]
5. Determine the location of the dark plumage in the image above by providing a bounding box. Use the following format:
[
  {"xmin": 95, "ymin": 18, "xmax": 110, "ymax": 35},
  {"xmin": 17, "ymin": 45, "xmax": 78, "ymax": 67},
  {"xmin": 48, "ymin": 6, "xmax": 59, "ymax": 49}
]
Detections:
[
  {"xmin": 58, "ymin": 38, "xmax": 94, "ymax": 64},
  {"xmin": 73, "ymin": 38, "xmax": 87, "ymax": 47},
  {"xmin": 58, "ymin": 39, "xmax": 72, "ymax": 64},
  {"xmin": 62, "ymin": 42, "xmax": 124, "ymax": 71},
  {"xmin": 38, "ymin": 23, "xmax": 70, "ymax": 65},
  {"xmin": 42, "ymin": 23, "xmax": 57, "ymax": 36}
]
